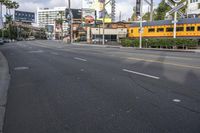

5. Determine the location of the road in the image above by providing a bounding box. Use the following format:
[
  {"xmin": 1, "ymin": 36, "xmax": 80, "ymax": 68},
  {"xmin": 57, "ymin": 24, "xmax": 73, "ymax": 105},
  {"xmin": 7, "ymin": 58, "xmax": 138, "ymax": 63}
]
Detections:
[{"xmin": 0, "ymin": 40, "xmax": 200, "ymax": 133}]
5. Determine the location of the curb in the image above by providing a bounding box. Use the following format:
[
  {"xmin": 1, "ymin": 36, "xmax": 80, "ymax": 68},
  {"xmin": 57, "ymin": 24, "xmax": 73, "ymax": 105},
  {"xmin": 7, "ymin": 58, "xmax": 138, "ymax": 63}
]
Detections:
[
  {"xmin": 133, "ymin": 48, "xmax": 198, "ymax": 53},
  {"xmin": 0, "ymin": 51, "xmax": 10, "ymax": 133},
  {"xmin": 72, "ymin": 43, "xmax": 121, "ymax": 48}
]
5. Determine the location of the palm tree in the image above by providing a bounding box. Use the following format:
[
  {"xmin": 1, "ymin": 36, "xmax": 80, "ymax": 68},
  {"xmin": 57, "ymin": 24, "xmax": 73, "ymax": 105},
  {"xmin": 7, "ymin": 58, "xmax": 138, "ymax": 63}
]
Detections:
[
  {"xmin": 3, "ymin": 0, "xmax": 19, "ymax": 39},
  {"xmin": 56, "ymin": 11, "xmax": 64, "ymax": 40},
  {"xmin": 0, "ymin": 0, "xmax": 5, "ymax": 30}
]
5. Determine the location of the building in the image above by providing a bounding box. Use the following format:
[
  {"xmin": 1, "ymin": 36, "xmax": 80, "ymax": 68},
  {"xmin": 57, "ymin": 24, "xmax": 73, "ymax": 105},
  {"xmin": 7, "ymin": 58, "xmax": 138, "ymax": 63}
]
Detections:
[
  {"xmin": 37, "ymin": 7, "xmax": 68, "ymax": 39},
  {"xmin": 37, "ymin": 7, "xmax": 84, "ymax": 40},
  {"xmin": 90, "ymin": 22, "xmax": 130, "ymax": 43},
  {"xmin": 187, "ymin": 0, "xmax": 200, "ymax": 17}
]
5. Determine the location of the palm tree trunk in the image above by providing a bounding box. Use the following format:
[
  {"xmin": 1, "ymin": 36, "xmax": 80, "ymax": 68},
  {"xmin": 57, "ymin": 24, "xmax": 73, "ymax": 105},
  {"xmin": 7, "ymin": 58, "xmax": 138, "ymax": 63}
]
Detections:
[{"xmin": 0, "ymin": 2, "xmax": 3, "ymax": 38}]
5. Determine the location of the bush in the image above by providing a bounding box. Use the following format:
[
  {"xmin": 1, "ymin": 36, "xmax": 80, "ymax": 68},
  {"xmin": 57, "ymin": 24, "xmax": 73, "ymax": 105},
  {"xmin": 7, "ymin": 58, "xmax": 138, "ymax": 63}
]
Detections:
[{"xmin": 120, "ymin": 38, "xmax": 199, "ymax": 48}]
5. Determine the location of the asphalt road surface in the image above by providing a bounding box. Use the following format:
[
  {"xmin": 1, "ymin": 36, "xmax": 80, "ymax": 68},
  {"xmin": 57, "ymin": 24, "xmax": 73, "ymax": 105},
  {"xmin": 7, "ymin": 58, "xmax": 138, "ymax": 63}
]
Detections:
[{"xmin": 1, "ymin": 40, "xmax": 200, "ymax": 133}]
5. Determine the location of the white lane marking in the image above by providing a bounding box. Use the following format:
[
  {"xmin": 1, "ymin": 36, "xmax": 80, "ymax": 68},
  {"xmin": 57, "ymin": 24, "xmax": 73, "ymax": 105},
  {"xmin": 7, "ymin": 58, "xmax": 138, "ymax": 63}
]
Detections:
[
  {"xmin": 74, "ymin": 57, "xmax": 87, "ymax": 62},
  {"xmin": 28, "ymin": 50, "xmax": 44, "ymax": 53},
  {"xmin": 122, "ymin": 69, "xmax": 160, "ymax": 80},
  {"xmin": 14, "ymin": 67, "xmax": 29, "ymax": 70},
  {"xmin": 173, "ymin": 99, "xmax": 181, "ymax": 103},
  {"xmin": 51, "ymin": 52, "xmax": 59, "ymax": 55},
  {"xmin": 80, "ymin": 69, "xmax": 85, "ymax": 72}
]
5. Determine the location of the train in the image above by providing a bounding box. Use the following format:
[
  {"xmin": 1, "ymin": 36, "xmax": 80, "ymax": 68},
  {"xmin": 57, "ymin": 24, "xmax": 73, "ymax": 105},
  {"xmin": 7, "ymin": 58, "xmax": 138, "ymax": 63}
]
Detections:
[{"xmin": 128, "ymin": 18, "xmax": 200, "ymax": 39}]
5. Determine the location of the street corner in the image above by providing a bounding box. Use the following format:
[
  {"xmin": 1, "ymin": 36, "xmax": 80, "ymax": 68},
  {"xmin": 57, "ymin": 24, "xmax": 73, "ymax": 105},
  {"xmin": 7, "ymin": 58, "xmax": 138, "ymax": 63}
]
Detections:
[
  {"xmin": 0, "ymin": 107, "xmax": 5, "ymax": 133},
  {"xmin": 0, "ymin": 51, "xmax": 10, "ymax": 133},
  {"xmin": 0, "ymin": 51, "xmax": 10, "ymax": 104}
]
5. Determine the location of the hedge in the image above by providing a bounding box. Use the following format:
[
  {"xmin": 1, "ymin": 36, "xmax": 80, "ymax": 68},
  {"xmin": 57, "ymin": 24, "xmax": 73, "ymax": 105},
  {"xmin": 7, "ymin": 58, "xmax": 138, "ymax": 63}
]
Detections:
[{"xmin": 121, "ymin": 38, "xmax": 199, "ymax": 48}]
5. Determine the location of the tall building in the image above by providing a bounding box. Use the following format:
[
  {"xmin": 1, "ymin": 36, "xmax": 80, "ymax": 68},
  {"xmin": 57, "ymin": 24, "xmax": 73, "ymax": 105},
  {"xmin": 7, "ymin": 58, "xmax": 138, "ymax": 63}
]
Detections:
[
  {"xmin": 187, "ymin": 0, "xmax": 200, "ymax": 18},
  {"xmin": 37, "ymin": 7, "xmax": 68, "ymax": 39}
]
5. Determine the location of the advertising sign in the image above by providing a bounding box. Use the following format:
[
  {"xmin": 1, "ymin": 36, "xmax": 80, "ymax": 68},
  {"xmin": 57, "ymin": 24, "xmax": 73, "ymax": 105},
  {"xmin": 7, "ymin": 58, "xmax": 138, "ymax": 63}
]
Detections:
[
  {"xmin": 45, "ymin": 25, "xmax": 54, "ymax": 33},
  {"xmin": 14, "ymin": 10, "xmax": 35, "ymax": 23},
  {"xmin": 82, "ymin": 9, "xmax": 95, "ymax": 24},
  {"xmin": 82, "ymin": 0, "xmax": 111, "ymax": 22}
]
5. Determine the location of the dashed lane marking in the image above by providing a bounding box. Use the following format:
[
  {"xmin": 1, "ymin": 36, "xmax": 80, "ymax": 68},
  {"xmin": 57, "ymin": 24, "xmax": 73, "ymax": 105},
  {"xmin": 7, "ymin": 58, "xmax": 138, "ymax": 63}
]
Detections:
[
  {"xmin": 123, "ymin": 69, "xmax": 160, "ymax": 80},
  {"xmin": 74, "ymin": 57, "xmax": 87, "ymax": 62}
]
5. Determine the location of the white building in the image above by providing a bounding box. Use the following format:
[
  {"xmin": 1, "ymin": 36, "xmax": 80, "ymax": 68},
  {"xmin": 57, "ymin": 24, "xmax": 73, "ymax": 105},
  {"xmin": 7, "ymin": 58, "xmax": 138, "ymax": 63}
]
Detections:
[
  {"xmin": 37, "ymin": 7, "xmax": 69, "ymax": 39},
  {"xmin": 187, "ymin": 0, "xmax": 200, "ymax": 17},
  {"xmin": 91, "ymin": 27, "xmax": 127, "ymax": 42}
]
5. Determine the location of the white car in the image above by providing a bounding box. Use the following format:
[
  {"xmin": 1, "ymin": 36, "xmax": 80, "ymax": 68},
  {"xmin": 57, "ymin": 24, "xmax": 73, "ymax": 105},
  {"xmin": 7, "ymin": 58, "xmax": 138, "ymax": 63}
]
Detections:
[
  {"xmin": 92, "ymin": 38, "xmax": 108, "ymax": 44},
  {"xmin": 26, "ymin": 36, "xmax": 35, "ymax": 41}
]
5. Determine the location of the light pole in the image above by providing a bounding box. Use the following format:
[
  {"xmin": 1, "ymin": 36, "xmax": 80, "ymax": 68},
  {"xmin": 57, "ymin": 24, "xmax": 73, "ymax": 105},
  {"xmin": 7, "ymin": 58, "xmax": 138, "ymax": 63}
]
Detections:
[
  {"xmin": 139, "ymin": 0, "xmax": 143, "ymax": 49},
  {"xmin": 139, "ymin": 16, "xmax": 142, "ymax": 49},
  {"xmin": 102, "ymin": 0, "xmax": 112, "ymax": 45}
]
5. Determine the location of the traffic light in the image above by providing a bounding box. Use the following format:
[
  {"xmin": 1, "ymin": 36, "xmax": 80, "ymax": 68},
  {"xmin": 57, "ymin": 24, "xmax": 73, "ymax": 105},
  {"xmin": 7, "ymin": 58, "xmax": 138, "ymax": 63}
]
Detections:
[{"xmin": 136, "ymin": 0, "xmax": 141, "ymax": 17}]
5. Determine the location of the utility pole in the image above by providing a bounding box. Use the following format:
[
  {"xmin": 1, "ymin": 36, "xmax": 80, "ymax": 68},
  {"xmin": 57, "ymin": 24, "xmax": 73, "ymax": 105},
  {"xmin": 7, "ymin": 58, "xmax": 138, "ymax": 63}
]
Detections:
[
  {"xmin": 68, "ymin": 0, "xmax": 73, "ymax": 43},
  {"xmin": 102, "ymin": 0, "xmax": 112, "ymax": 45},
  {"xmin": 150, "ymin": 0, "xmax": 153, "ymax": 21},
  {"xmin": 173, "ymin": 3, "xmax": 177, "ymax": 38},
  {"xmin": 136, "ymin": 0, "xmax": 143, "ymax": 48},
  {"xmin": 144, "ymin": 0, "xmax": 153, "ymax": 21},
  {"xmin": 102, "ymin": 2, "xmax": 105, "ymax": 45}
]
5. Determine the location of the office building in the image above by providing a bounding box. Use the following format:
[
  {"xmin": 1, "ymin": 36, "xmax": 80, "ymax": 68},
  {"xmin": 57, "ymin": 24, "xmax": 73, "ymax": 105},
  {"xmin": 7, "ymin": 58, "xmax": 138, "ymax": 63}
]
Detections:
[{"xmin": 187, "ymin": 0, "xmax": 200, "ymax": 17}]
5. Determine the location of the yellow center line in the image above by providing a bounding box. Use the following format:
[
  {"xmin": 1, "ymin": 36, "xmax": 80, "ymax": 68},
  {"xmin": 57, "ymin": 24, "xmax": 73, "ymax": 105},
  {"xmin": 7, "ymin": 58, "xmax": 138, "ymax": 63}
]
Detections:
[{"xmin": 127, "ymin": 57, "xmax": 200, "ymax": 70}]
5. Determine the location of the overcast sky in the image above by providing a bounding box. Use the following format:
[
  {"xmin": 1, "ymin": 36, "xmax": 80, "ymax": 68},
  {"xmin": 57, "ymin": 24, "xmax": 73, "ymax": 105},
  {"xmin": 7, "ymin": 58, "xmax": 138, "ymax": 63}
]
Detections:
[{"xmin": 13, "ymin": 0, "xmax": 161, "ymax": 21}]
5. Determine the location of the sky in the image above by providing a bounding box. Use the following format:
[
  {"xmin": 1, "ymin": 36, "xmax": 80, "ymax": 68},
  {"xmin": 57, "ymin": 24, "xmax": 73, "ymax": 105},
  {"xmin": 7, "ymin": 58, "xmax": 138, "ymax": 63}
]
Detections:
[{"xmin": 13, "ymin": 0, "xmax": 161, "ymax": 21}]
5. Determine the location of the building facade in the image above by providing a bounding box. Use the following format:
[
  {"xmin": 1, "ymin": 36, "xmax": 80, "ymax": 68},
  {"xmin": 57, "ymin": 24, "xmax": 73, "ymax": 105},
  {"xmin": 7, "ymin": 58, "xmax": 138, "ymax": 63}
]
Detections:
[
  {"xmin": 37, "ymin": 7, "xmax": 68, "ymax": 39},
  {"xmin": 187, "ymin": 0, "xmax": 200, "ymax": 17}
]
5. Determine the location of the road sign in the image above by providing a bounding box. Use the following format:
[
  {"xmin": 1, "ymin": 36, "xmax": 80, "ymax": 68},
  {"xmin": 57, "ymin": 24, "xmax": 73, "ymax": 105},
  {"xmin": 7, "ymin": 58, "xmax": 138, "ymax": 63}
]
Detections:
[
  {"xmin": 173, "ymin": 0, "xmax": 181, "ymax": 3},
  {"xmin": 165, "ymin": 0, "xmax": 185, "ymax": 18},
  {"xmin": 166, "ymin": 1, "xmax": 187, "ymax": 16},
  {"xmin": 165, "ymin": 0, "xmax": 187, "ymax": 39}
]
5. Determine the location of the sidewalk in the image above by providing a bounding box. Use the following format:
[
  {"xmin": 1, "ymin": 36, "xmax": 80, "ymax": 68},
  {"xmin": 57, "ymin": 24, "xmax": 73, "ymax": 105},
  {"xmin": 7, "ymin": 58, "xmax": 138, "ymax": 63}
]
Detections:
[
  {"xmin": 72, "ymin": 43, "xmax": 200, "ymax": 53},
  {"xmin": 0, "ymin": 51, "xmax": 10, "ymax": 133}
]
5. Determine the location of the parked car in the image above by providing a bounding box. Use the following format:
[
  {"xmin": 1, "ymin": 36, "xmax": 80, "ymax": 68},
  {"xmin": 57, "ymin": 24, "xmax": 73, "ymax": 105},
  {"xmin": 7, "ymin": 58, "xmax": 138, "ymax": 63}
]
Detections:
[
  {"xmin": 16, "ymin": 37, "xmax": 24, "ymax": 41},
  {"xmin": 0, "ymin": 38, "xmax": 4, "ymax": 45},
  {"xmin": 26, "ymin": 36, "xmax": 35, "ymax": 41},
  {"xmin": 80, "ymin": 36, "xmax": 87, "ymax": 41},
  {"xmin": 92, "ymin": 38, "xmax": 108, "ymax": 44},
  {"xmin": 3, "ymin": 38, "xmax": 11, "ymax": 43}
]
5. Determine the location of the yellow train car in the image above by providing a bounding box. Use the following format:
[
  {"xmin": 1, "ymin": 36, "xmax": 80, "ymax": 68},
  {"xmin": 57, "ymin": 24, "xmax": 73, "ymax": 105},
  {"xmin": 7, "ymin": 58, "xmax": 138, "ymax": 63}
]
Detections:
[{"xmin": 128, "ymin": 18, "xmax": 200, "ymax": 38}]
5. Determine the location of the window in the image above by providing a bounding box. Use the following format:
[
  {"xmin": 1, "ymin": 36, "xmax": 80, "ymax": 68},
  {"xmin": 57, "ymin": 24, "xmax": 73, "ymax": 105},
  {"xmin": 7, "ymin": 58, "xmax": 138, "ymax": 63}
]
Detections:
[
  {"xmin": 131, "ymin": 29, "xmax": 133, "ymax": 33},
  {"xmin": 186, "ymin": 26, "xmax": 195, "ymax": 31},
  {"xmin": 197, "ymin": 26, "xmax": 200, "ymax": 31},
  {"xmin": 176, "ymin": 27, "xmax": 184, "ymax": 32},
  {"xmin": 157, "ymin": 28, "xmax": 164, "ymax": 32},
  {"xmin": 166, "ymin": 27, "xmax": 173, "ymax": 32},
  {"xmin": 148, "ymin": 28, "xmax": 155, "ymax": 32}
]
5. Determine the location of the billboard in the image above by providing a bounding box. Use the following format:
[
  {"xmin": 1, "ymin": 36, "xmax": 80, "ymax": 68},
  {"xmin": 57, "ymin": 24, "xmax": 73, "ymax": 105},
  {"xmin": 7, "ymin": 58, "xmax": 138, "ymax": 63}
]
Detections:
[
  {"xmin": 82, "ymin": 0, "xmax": 111, "ymax": 22},
  {"xmin": 45, "ymin": 25, "xmax": 54, "ymax": 33},
  {"xmin": 14, "ymin": 10, "xmax": 35, "ymax": 23},
  {"xmin": 82, "ymin": 9, "xmax": 95, "ymax": 24},
  {"xmin": 65, "ymin": 9, "xmax": 82, "ymax": 20}
]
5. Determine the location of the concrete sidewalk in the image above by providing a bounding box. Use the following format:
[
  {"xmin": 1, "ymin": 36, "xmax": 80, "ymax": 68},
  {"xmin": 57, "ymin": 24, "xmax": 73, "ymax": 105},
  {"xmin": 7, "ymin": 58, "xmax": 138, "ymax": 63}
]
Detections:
[
  {"xmin": 0, "ymin": 51, "xmax": 10, "ymax": 133},
  {"xmin": 72, "ymin": 43, "xmax": 200, "ymax": 53}
]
